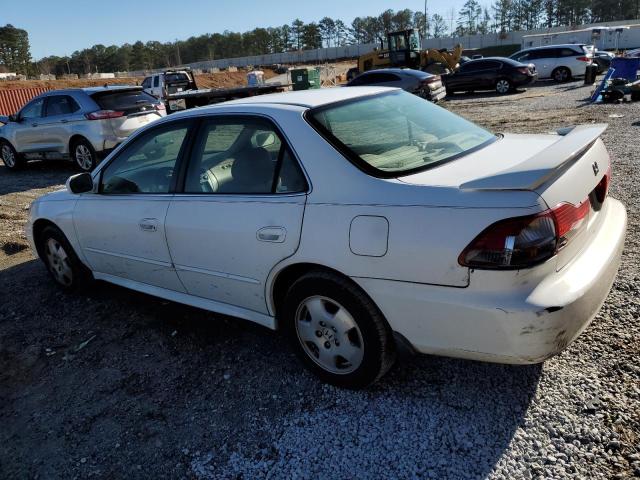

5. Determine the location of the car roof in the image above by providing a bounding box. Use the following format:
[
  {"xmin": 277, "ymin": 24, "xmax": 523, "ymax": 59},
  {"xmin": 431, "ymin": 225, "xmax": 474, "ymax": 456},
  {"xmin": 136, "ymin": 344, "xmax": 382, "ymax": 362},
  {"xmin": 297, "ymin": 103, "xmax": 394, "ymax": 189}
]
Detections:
[
  {"xmin": 520, "ymin": 44, "xmax": 586, "ymax": 51},
  {"xmin": 463, "ymin": 56, "xmax": 521, "ymax": 65},
  {"xmin": 81, "ymin": 85, "xmax": 142, "ymax": 93},
  {"xmin": 222, "ymin": 86, "xmax": 398, "ymax": 108},
  {"xmin": 38, "ymin": 85, "xmax": 142, "ymax": 96},
  {"xmin": 359, "ymin": 68, "xmax": 431, "ymax": 77}
]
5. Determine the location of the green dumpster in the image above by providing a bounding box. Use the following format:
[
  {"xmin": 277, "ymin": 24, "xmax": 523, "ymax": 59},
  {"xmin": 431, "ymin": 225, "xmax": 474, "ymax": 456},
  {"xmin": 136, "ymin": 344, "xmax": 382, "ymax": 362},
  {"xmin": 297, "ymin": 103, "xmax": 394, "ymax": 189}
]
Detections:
[{"xmin": 291, "ymin": 68, "xmax": 321, "ymax": 91}]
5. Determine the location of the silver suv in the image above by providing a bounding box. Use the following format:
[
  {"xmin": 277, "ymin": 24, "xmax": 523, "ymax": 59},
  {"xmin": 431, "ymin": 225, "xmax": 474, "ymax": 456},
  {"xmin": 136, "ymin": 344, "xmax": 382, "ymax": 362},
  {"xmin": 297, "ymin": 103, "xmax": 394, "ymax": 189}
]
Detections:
[{"xmin": 0, "ymin": 86, "xmax": 165, "ymax": 171}]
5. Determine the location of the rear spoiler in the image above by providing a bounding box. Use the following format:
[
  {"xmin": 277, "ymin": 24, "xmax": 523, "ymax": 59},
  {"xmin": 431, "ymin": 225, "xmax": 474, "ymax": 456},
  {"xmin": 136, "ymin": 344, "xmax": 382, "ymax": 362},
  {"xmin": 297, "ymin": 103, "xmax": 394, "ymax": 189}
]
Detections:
[{"xmin": 459, "ymin": 124, "xmax": 608, "ymax": 191}]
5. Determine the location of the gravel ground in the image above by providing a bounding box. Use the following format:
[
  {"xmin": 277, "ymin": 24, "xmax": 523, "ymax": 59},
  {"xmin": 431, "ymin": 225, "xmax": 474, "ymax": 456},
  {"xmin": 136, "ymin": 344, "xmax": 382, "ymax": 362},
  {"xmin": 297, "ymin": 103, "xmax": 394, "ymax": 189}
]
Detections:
[{"xmin": 0, "ymin": 80, "xmax": 638, "ymax": 479}]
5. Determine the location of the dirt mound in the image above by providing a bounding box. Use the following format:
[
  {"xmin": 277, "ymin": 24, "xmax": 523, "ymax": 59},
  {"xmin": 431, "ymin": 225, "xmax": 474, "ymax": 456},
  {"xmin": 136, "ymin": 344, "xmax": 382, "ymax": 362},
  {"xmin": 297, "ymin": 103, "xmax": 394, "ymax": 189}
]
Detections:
[{"xmin": 0, "ymin": 69, "xmax": 277, "ymax": 92}]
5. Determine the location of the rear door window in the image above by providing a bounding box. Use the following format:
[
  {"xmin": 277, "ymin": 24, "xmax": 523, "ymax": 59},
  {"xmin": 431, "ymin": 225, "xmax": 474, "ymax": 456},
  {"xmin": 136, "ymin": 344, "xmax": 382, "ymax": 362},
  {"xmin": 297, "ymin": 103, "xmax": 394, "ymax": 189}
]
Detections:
[
  {"xmin": 91, "ymin": 90, "xmax": 158, "ymax": 114},
  {"xmin": 559, "ymin": 48, "xmax": 580, "ymax": 57},
  {"xmin": 183, "ymin": 117, "xmax": 306, "ymax": 194},
  {"xmin": 45, "ymin": 95, "xmax": 80, "ymax": 116},
  {"xmin": 153, "ymin": 76, "xmax": 160, "ymax": 87}
]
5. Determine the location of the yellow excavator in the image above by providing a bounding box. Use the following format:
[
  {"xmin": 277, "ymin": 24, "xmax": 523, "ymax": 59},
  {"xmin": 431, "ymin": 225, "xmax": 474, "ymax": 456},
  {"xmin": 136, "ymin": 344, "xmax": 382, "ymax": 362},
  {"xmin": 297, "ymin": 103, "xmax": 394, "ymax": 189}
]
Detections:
[{"xmin": 354, "ymin": 29, "xmax": 463, "ymax": 77}]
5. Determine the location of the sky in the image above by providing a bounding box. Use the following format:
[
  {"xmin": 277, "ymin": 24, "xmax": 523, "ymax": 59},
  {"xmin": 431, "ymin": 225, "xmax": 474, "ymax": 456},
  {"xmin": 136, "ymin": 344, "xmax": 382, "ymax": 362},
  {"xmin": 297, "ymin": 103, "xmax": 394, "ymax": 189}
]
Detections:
[{"xmin": 3, "ymin": 0, "xmax": 468, "ymax": 60}]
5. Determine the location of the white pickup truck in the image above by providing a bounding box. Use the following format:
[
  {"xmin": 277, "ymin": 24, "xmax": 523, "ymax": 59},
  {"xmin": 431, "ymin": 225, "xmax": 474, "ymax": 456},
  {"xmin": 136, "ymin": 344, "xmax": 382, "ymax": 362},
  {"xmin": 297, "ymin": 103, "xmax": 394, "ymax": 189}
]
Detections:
[{"xmin": 141, "ymin": 69, "xmax": 288, "ymax": 113}]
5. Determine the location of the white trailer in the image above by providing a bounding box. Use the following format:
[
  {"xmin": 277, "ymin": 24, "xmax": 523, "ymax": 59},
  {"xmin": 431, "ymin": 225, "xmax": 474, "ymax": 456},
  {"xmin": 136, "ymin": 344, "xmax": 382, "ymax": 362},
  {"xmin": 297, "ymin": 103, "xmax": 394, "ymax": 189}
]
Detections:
[{"xmin": 522, "ymin": 24, "xmax": 640, "ymax": 51}]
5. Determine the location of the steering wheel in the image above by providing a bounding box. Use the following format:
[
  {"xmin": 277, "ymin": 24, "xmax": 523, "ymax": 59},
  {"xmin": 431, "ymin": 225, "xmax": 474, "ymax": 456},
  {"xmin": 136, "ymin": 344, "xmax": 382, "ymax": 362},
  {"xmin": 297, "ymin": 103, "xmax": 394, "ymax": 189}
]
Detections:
[{"xmin": 422, "ymin": 141, "xmax": 464, "ymax": 156}]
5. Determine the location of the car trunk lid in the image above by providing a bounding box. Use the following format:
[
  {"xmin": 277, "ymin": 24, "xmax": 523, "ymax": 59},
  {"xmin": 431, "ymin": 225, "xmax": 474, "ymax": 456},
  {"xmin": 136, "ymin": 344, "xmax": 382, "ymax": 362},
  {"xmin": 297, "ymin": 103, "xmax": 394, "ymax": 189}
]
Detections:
[{"xmin": 400, "ymin": 124, "xmax": 611, "ymax": 269}]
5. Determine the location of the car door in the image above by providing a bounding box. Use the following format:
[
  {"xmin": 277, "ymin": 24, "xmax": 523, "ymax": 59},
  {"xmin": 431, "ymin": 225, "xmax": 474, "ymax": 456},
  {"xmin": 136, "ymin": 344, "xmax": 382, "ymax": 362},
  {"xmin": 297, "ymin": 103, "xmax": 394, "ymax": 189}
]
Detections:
[
  {"xmin": 165, "ymin": 115, "xmax": 308, "ymax": 315},
  {"xmin": 13, "ymin": 97, "xmax": 46, "ymax": 153},
  {"xmin": 38, "ymin": 94, "xmax": 83, "ymax": 158},
  {"xmin": 531, "ymin": 49, "xmax": 557, "ymax": 78},
  {"xmin": 73, "ymin": 119, "xmax": 194, "ymax": 291},
  {"xmin": 446, "ymin": 62, "xmax": 477, "ymax": 91},
  {"xmin": 477, "ymin": 60, "xmax": 501, "ymax": 88}
]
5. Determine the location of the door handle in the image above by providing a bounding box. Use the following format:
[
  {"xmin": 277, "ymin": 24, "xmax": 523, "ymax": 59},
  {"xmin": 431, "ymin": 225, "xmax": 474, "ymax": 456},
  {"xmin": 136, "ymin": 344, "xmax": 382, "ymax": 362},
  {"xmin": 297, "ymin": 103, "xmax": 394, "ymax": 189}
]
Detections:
[
  {"xmin": 31, "ymin": 123, "xmax": 39, "ymax": 127},
  {"xmin": 60, "ymin": 119, "xmax": 69, "ymax": 123},
  {"xmin": 257, "ymin": 226, "xmax": 286, "ymax": 243},
  {"xmin": 139, "ymin": 218, "xmax": 158, "ymax": 232}
]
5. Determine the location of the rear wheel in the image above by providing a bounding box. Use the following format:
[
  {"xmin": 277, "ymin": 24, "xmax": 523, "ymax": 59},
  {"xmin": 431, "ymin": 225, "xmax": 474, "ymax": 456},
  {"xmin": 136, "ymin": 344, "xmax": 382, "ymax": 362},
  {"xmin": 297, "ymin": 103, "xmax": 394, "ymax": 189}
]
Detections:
[
  {"xmin": 495, "ymin": 78, "xmax": 512, "ymax": 94},
  {"xmin": 0, "ymin": 140, "xmax": 24, "ymax": 170},
  {"xmin": 552, "ymin": 67, "xmax": 571, "ymax": 83},
  {"xmin": 38, "ymin": 226, "xmax": 92, "ymax": 292},
  {"xmin": 71, "ymin": 138, "xmax": 97, "ymax": 172},
  {"xmin": 282, "ymin": 271, "xmax": 396, "ymax": 389}
]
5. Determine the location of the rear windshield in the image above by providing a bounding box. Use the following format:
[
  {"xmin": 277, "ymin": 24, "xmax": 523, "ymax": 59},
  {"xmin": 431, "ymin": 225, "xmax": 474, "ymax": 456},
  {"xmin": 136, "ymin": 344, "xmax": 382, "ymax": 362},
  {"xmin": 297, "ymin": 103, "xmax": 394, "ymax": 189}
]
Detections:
[
  {"xmin": 307, "ymin": 90, "xmax": 495, "ymax": 176},
  {"xmin": 91, "ymin": 90, "xmax": 158, "ymax": 110},
  {"xmin": 165, "ymin": 73, "xmax": 190, "ymax": 84}
]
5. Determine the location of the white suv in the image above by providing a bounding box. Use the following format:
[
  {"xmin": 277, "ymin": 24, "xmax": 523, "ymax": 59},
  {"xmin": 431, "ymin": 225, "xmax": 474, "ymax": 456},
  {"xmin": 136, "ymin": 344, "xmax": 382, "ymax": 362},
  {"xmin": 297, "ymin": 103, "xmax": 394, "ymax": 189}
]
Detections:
[{"xmin": 510, "ymin": 44, "xmax": 593, "ymax": 82}]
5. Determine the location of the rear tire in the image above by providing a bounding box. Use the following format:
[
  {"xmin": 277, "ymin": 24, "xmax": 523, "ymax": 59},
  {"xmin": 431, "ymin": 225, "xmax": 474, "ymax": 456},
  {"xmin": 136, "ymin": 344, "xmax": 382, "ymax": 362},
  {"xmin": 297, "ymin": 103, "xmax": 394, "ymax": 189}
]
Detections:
[
  {"xmin": 71, "ymin": 138, "xmax": 97, "ymax": 172},
  {"xmin": 38, "ymin": 226, "xmax": 93, "ymax": 292},
  {"xmin": 552, "ymin": 67, "xmax": 571, "ymax": 83},
  {"xmin": 495, "ymin": 78, "xmax": 512, "ymax": 94},
  {"xmin": 282, "ymin": 270, "xmax": 396, "ymax": 389},
  {"xmin": 0, "ymin": 140, "xmax": 24, "ymax": 170}
]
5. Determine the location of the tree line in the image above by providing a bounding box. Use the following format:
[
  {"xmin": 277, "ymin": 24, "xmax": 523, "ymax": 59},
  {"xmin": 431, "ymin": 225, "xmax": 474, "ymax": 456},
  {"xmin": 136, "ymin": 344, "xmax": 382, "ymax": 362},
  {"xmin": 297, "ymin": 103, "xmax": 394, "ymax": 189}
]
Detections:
[{"xmin": 1, "ymin": 1, "xmax": 639, "ymax": 76}]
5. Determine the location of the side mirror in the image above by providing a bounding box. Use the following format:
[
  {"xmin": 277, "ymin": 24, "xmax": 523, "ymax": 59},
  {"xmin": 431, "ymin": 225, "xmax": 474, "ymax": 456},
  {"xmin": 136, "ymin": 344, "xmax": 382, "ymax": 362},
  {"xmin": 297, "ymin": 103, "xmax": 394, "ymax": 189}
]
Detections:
[
  {"xmin": 66, "ymin": 172, "xmax": 94, "ymax": 194},
  {"xmin": 8, "ymin": 114, "xmax": 19, "ymax": 122}
]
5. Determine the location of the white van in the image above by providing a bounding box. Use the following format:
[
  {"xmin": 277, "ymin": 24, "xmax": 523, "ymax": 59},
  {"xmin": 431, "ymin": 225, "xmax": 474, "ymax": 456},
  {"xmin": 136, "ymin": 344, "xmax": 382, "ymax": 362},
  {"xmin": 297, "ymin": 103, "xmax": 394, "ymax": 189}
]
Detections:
[{"xmin": 510, "ymin": 44, "xmax": 593, "ymax": 82}]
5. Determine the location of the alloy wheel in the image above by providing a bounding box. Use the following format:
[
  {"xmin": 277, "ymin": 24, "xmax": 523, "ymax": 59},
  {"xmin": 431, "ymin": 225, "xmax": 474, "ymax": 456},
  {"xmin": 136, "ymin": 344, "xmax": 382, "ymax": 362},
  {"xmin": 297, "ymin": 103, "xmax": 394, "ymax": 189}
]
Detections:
[
  {"xmin": 44, "ymin": 238, "xmax": 73, "ymax": 286},
  {"xmin": 295, "ymin": 296, "xmax": 365, "ymax": 375},
  {"xmin": 554, "ymin": 69, "xmax": 569, "ymax": 82},
  {"xmin": 75, "ymin": 144, "xmax": 93, "ymax": 171},
  {"xmin": 2, "ymin": 144, "xmax": 15, "ymax": 167},
  {"xmin": 496, "ymin": 80, "xmax": 510, "ymax": 94}
]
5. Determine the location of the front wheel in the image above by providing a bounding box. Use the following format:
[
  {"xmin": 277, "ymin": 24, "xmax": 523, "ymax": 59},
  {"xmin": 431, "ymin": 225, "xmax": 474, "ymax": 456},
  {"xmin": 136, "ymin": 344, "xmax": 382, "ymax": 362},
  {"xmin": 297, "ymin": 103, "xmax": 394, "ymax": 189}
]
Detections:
[
  {"xmin": 282, "ymin": 271, "xmax": 396, "ymax": 389},
  {"xmin": 38, "ymin": 226, "xmax": 92, "ymax": 292},
  {"xmin": 552, "ymin": 67, "xmax": 571, "ymax": 83},
  {"xmin": 496, "ymin": 78, "xmax": 512, "ymax": 94},
  {"xmin": 71, "ymin": 138, "xmax": 97, "ymax": 172},
  {"xmin": 0, "ymin": 140, "xmax": 24, "ymax": 170}
]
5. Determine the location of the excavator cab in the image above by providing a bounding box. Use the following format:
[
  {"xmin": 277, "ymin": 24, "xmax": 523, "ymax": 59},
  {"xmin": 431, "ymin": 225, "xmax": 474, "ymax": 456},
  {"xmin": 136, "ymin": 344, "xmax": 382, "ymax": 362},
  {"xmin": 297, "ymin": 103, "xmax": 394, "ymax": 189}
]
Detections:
[{"xmin": 387, "ymin": 29, "xmax": 421, "ymax": 69}]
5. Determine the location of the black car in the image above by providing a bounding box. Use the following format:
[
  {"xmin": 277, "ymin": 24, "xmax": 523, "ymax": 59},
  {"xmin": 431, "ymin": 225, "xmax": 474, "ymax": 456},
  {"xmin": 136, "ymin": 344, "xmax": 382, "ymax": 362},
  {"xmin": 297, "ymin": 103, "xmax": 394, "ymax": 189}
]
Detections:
[
  {"xmin": 593, "ymin": 51, "xmax": 615, "ymax": 73},
  {"xmin": 443, "ymin": 57, "xmax": 537, "ymax": 95},
  {"xmin": 346, "ymin": 68, "xmax": 447, "ymax": 102}
]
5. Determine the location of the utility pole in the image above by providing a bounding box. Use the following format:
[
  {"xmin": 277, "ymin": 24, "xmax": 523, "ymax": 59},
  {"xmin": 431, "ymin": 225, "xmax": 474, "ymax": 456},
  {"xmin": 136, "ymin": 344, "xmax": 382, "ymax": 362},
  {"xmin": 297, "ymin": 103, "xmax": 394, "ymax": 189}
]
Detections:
[{"xmin": 424, "ymin": 0, "xmax": 428, "ymax": 39}]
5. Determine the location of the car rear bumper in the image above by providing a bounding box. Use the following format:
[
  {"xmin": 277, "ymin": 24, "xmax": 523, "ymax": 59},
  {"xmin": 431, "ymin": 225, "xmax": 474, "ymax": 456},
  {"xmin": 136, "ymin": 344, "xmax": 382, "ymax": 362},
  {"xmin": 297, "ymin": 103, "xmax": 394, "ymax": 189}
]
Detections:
[{"xmin": 353, "ymin": 197, "xmax": 626, "ymax": 364}]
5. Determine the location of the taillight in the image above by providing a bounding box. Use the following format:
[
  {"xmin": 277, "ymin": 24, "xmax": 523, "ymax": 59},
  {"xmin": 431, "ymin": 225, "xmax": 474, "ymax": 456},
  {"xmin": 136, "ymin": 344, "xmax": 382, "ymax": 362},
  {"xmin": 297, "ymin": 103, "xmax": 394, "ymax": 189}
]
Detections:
[
  {"xmin": 517, "ymin": 67, "xmax": 530, "ymax": 75},
  {"xmin": 459, "ymin": 212, "xmax": 557, "ymax": 269},
  {"xmin": 552, "ymin": 200, "xmax": 589, "ymax": 248},
  {"xmin": 154, "ymin": 103, "xmax": 165, "ymax": 111},
  {"xmin": 459, "ymin": 199, "xmax": 591, "ymax": 269},
  {"xmin": 85, "ymin": 110, "xmax": 125, "ymax": 120},
  {"xmin": 422, "ymin": 75, "xmax": 440, "ymax": 85},
  {"xmin": 594, "ymin": 167, "xmax": 610, "ymax": 203},
  {"xmin": 576, "ymin": 56, "xmax": 591, "ymax": 62}
]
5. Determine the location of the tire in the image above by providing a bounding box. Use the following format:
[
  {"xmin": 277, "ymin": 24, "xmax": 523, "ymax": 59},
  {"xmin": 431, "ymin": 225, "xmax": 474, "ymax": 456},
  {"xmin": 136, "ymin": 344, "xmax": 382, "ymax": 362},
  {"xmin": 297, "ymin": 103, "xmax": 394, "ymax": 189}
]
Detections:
[
  {"xmin": 282, "ymin": 270, "xmax": 396, "ymax": 389},
  {"xmin": 495, "ymin": 78, "xmax": 512, "ymax": 94},
  {"xmin": 552, "ymin": 67, "xmax": 571, "ymax": 83},
  {"xmin": 71, "ymin": 138, "xmax": 97, "ymax": 172},
  {"xmin": 0, "ymin": 140, "xmax": 24, "ymax": 170},
  {"xmin": 38, "ymin": 225, "xmax": 93, "ymax": 292}
]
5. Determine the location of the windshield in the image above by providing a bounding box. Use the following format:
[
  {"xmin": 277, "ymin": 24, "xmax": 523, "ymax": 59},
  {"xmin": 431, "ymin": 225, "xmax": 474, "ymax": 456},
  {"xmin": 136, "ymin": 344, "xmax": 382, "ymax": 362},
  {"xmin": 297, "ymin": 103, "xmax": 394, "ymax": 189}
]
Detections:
[{"xmin": 307, "ymin": 90, "xmax": 496, "ymax": 176}]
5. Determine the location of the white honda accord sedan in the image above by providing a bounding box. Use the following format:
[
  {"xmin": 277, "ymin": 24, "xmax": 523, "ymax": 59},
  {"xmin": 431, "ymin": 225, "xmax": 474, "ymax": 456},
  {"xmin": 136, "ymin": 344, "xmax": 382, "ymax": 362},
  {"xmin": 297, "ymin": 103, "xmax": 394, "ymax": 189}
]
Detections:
[{"xmin": 26, "ymin": 87, "xmax": 627, "ymax": 388}]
